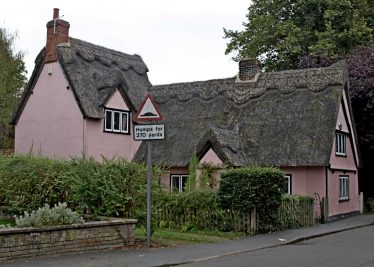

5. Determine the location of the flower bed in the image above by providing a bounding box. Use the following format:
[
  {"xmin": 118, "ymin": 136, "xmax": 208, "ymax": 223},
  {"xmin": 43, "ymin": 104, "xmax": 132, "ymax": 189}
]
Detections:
[{"xmin": 0, "ymin": 218, "xmax": 137, "ymax": 262}]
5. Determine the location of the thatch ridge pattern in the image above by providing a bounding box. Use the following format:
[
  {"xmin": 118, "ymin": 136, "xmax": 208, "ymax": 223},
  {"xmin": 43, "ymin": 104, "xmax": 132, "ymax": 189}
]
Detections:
[{"xmin": 150, "ymin": 66, "xmax": 345, "ymax": 105}]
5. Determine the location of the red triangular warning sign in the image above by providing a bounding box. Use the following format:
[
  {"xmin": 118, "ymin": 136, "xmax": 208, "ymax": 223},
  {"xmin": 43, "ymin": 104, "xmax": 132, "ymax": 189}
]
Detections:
[{"xmin": 135, "ymin": 95, "xmax": 164, "ymax": 121}]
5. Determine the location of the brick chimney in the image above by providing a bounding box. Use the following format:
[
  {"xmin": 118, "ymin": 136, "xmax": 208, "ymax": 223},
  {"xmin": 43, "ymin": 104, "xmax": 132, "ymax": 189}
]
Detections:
[
  {"xmin": 238, "ymin": 58, "xmax": 261, "ymax": 81},
  {"xmin": 45, "ymin": 8, "xmax": 70, "ymax": 63}
]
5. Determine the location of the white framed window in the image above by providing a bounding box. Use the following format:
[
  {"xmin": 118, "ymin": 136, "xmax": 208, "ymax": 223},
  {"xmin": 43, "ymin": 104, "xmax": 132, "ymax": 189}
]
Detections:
[
  {"xmin": 104, "ymin": 108, "xmax": 130, "ymax": 134},
  {"xmin": 171, "ymin": 175, "xmax": 188, "ymax": 193},
  {"xmin": 339, "ymin": 175, "xmax": 349, "ymax": 201},
  {"xmin": 335, "ymin": 132, "xmax": 346, "ymax": 156},
  {"xmin": 284, "ymin": 175, "xmax": 292, "ymax": 195}
]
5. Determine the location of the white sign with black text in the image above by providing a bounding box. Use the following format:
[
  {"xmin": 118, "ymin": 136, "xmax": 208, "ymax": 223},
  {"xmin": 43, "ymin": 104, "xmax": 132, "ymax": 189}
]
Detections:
[{"xmin": 134, "ymin": 124, "xmax": 165, "ymax": 140}]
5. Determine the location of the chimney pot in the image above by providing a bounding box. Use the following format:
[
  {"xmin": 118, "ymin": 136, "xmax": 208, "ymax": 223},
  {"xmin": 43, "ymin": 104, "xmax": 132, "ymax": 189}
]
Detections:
[
  {"xmin": 53, "ymin": 8, "xmax": 59, "ymax": 19},
  {"xmin": 238, "ymin": 58, "xmax": 261, "ymax": 81}
]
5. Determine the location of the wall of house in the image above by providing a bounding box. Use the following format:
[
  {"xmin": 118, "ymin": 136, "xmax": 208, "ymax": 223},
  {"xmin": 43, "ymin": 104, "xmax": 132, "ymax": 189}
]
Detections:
[
  {"xmin": 327, "ymin": 100, "xmax": 359, "ymax": 217},
  {"xmin": 281, "ymin": 166, "xmax": 326, "ymax": 198},
  {"xmin": 327, "ymin": 169, "xmax": 359, "ymax": 217},
  {"xmin": 200, "ymin": 149, "xmax": 223, "ymax": 166},
  {"xmin": 84, "ymin": 90, "xmax": 141, "ymax": 161},
  {"xmin": 329, "ymin": 102, "xmax": 357, "ymax": 170},
  {"xmin": 15, "ymin": 62, "xmax": 84, "ymax": 158}
]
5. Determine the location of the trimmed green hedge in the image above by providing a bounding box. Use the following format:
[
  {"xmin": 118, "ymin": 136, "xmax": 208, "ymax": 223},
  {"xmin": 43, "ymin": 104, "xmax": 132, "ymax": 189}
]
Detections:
[{"xmin": 218, "ymin": 167, "xmax": 286, "ymax": 231}]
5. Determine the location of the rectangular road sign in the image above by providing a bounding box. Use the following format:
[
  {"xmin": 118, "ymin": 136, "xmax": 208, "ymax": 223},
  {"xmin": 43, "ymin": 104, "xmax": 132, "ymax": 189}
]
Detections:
[{"xmin": 134, "ymin": 124, "xmax": 165, "ymax": 140}]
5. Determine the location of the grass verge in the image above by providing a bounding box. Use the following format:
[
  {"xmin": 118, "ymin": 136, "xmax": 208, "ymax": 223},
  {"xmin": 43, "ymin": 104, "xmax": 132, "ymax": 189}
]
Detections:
[{"xmin": 135, "ymin": 228, "xmax": 245, "ymax": 247}]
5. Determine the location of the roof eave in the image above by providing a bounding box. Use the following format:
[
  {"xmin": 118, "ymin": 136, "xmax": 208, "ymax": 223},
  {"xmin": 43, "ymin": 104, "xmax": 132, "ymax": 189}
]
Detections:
[{"xmin": 11, "ymin": 48, "xmax": 46, "ymax": 125}]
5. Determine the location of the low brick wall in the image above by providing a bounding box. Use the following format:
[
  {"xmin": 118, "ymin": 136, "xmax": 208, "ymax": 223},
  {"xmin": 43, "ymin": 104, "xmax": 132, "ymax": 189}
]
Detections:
[{"xmin": 0, "ymin": 218, "xmax": 137, "ymax": 262}]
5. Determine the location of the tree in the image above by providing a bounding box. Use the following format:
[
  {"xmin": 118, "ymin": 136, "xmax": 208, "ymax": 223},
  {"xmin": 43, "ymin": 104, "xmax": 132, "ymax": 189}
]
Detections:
[
  {"xmin": 347, "ymin": 44, "xmax": 374, "ymax": 199},
  {"xmin": 0, "ymin": 28, "xmax": 27, "ymax": 149},
  {"xmin": 224, "ymin": 0, "xmax": 373, "ymax": 71}
]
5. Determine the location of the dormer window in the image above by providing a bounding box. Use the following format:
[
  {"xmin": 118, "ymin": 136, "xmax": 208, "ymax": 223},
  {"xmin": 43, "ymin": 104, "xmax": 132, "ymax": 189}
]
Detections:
[
  {"xmin": 104, "ymin": 108, "xmax": 130, "ymax": 134},
  {"xmin": 335, "ymin": 132, "xmax": 346, "ymax": 156}
]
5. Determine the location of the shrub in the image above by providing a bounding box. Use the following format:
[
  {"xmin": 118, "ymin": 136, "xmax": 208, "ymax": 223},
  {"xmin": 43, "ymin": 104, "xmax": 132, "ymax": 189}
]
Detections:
[
  {"xmin": 367, "ymin": 197, "xmax": 374, "ymax": 211},
  {"xmin": 278, "ymin": 194, "xmax": 314, "ymax": 229},
  {"xmin": 15, "ymin": 203, "xmax": 84, "ymax": 227},
  {"xmin": 186, "ymin": 154, "xmax": 198, "ymax": 192},
  {"xmin": 218, "ymin": 167, "xmax": 286, "ymax": 232},
  {"xmin": 155, "ymin": 190, "xmax": 225, "ymax": 231},
  {"xmin": 0, "ymin": 154, "xmax": 71, "ymax": 212},
  {"xmin": 0, "ymin": 154, "xmax": 164, "ymax": 219}
]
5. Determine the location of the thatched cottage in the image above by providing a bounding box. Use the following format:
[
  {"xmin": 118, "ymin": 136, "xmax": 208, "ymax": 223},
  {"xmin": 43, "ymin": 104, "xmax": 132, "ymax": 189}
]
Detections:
[{"xmin": 11, "ymin": 9, "xmax": 361, "ymax": 219}]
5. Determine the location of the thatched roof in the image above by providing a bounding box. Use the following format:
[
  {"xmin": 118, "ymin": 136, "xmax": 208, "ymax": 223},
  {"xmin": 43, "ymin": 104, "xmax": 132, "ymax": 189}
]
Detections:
[
  {"xmin": 11, "ymin": 37, "xmax": 151, "ymax": 124},
  {"xmin": 134, "ymin": 64, "xmax": 350, "ymax": 167}
]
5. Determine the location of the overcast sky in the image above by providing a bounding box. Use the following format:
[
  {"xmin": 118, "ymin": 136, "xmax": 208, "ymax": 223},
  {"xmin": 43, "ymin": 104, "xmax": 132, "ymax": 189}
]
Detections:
[{"xmin": 1, "ymin": 0, "xmax": 250, "ymax": 85}]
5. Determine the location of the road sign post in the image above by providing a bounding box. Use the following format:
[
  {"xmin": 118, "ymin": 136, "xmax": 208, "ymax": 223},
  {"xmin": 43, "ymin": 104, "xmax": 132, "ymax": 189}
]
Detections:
[
  {"xmin": 134, "ymin": 95, "xmax": 164, "ymax": 249},
  {"xmin": 146, "ymin": 141, "xmax": 152, "ymax": 249}
]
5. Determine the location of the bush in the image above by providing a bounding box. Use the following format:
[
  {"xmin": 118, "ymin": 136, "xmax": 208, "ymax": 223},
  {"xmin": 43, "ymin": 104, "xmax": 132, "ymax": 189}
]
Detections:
[
  {"xmin": 367, "ymin": 197, "xmax": 374, "ymax": 212},
  {"xmin": 15, "ymin": 203, "xmax": 84, "ymax": 227},
  {"xmin": 155, "ymin": 190, "xmax": 225, "ymax": 231},
  {"xmin": 0, "ymin": 154, "xmax": 71, "ymax": 212},
  {"xmin": 0, "ymin": 154, "xmax": 163, "ymax": 219},
  {"xmin": 218, "ymin": 167, "xmax": 286, "ymax": 232},
  {"xmin": 278, "ymin": 194, "xmax": 314, "ymax": 229}
]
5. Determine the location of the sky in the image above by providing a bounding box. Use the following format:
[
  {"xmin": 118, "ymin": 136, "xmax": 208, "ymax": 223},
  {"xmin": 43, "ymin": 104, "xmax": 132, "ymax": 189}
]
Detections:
[{"xmin": 0, "ymin": 0, "xmax": 250, "ymax": 85}]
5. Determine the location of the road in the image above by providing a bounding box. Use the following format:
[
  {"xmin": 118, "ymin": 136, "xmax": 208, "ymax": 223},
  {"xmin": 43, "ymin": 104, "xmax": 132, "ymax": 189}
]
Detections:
[{"xmin": 183, "ymin": 225, "xmax": 374, "ymax": 267}]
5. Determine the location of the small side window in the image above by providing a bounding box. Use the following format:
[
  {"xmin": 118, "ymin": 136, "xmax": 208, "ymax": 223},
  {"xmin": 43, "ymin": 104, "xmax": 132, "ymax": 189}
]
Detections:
[
  {"xmin": 284, "ymin": 175, "xmax": 292, "ymax": 195},
  {"xmin": 336, "ymin": 132, "xmax": 346, "ymax": 156},
  {"xmin": 105, "ymin": 110, "xmax": 112, "ymax": 131},
  {"xmin": 339, "ymin": 175, "xmax": 349, "ymax": 201}
]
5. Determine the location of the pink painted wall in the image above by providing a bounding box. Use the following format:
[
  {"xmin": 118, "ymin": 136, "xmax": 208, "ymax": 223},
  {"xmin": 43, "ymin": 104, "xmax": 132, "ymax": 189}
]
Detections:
[
  {"xmin": 326, "ymin": 98, "xmax": 359, "ymax": 217},
  {"xmin": 329, "ymin": 102, "xmax": 357, "ymax": 171},
  {"xmin": 327, "ymin": 169, "xmax": 359, "ymax": 217},
  {"xmin": 200, "ymin": 148, "xmax": 223, "ymax": 166},
  {"xmin": 342, "ymin": 91, "xmax": 360, "ymax": 166},
  {"xmin": 159, "ymin": 167, "xmax": 188, "ymax": 191},
  {"xmin": 84, "ymin": 90, "xmax": 141, "ymax": 161},
  {"xmin": 281, "ymin": 166, "xmax": 326, "ymax": 198},
  {"xmin": 15, "ymin": 62, "xmax": 84, "ymax": 158}
]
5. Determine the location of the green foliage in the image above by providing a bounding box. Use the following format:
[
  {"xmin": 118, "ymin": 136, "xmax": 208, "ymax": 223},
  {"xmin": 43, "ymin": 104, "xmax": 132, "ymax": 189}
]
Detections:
[
  {"xmin": 278, "ymin": 194, "xmax": 314, "ymax": 229},
  {"xmin": 224, "ymin": 0, "xmax": 374, "ymax": 71},
  {"xmin": 218, "ymin": 167, "xmax": 286, "ymax": 232},
  {"xmin": 0, "ymin": 28, "xmax": 27, "ymax": 148},
  {"xmin": 155, "ymin": 189, "xmax": 313, "ymax": 234},
  {"xmin": 367, "ymin": 197, "xmax": 374, "ymax": 211},
  {"xmin": 0, "ymin": 154, "xmax": 163, "ymax": 220},
  {"xmin": 155, "ymin": 191, "xmax": 224, "ymax": 231},
  {"xmin": 0, "ymin": 154, "xmax": 72, "ymax": 212},
  {"xmin": 186, "ymin": 154, "xmax": 199, "ymax": 192},
  {"xmin": 15, "ymin": 203, "xmax": 84, "ymax": 228},
  {"xmin": 199, "ymin": 163, "xmax": 218, "ymax": 190}
]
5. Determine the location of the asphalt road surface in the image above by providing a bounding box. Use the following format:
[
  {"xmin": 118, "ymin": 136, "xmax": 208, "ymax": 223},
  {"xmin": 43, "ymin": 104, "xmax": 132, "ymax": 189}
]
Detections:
[{"xmin": 183, "ymin": 225, "xmax": 374, "ymax": 267}]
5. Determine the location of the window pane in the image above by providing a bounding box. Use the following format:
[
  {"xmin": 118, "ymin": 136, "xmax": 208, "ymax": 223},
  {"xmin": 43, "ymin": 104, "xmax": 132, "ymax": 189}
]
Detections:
[
  {"xmin": 171, "ymin": 176, "xmax": 180, "ymax": 193},
  {"xmin": 181, "ymin": 175, "xmax": 188, "ymax": 192},
  {"xmin": 113, "ymin": 112, "xmax": 120, "ymax": 131},
  {"xmin": 336, "ymin": 133, "xmax": 346, "ymax": 155},
  {"xmin": 284, "ymin": 175, "xmax": 291, "ymax": 194},
  {"xmin": 121, "ymin": 112, "xmax": 128, "ymax": 133},
  {"xmin": 105, "ymin": 110, "xmax": 112, "ymax": 130},
  {"xmin": 339, "ymin": 176, "xmax": 349, "ymax": 200}
]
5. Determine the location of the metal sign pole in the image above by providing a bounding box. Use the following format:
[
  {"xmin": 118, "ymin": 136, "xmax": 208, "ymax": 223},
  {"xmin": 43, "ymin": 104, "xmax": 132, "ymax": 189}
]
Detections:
[{"xmin": 146, "ymin": 140, "xmax": 152, "ymax": 248}]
